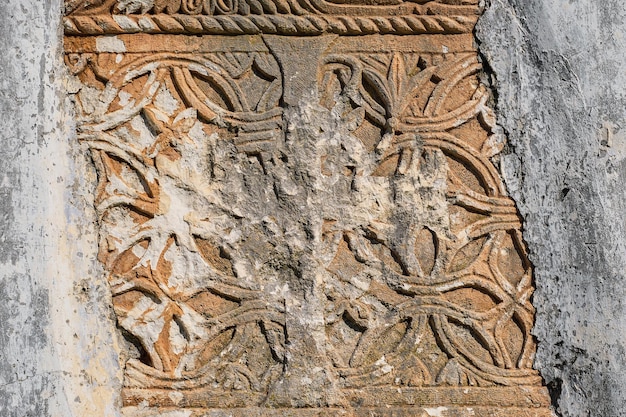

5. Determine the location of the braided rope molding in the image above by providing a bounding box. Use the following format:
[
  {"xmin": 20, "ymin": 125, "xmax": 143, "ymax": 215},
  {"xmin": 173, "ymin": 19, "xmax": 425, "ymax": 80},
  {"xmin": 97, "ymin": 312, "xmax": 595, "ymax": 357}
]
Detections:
[{"xmin": 64, "ymin": 13, "xmax": 477, "ymax": 36}]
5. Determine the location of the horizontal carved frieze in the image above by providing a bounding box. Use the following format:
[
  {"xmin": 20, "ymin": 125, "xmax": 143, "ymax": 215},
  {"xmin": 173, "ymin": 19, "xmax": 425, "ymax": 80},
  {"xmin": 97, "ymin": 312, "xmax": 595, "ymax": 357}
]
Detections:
[{"xmin": 64, "ymin": 0, "xmax": 479, "ymax": 35}]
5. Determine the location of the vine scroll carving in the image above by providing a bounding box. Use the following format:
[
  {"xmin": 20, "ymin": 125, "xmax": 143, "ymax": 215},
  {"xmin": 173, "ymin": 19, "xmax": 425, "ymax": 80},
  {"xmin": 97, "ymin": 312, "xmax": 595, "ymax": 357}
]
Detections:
[{"xmin": 64, "ymin": 0, "xmax": 553, "ymax": 415}]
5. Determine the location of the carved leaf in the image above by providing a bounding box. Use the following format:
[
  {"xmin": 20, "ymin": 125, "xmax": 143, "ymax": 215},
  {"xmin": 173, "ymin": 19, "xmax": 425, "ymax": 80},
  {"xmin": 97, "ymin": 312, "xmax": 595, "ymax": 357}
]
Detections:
[
  {"xmin": 442, "ymin": 287, "xmax": 498, "ymax": 313},
  {"xmin": 350, "ymin": 320, "xmax": 409, "ymax": 367},
  {"xmin": 186, "ymin": 290, "xmax": 239, "ymax": 318},
  {"xmin": 436, "ymin": 358, "xmax": 483, "ymax": 386},
  {"xmin": 387, "ymin": 53, "xmax": 407, "ymax": 113},
  {"xmin": 216, "ymin": 363, "xmax": 257, "ymax": 391},
  {"xmin": 393, "ymin": 354, "xmax": 432, "ymax": 387},
  {"xmin": 497, "ymin": 315, "xmax": 525, "ymax": 368},
  {"xmin": 448, "ymin": 236, "xmax": 486, "ymax": 273},
  {"xmin": 194, "ymin": 238, "xmax": 235, "ymax": 277},
  {"xmin": 414, "ymin": 227, "xmax": 437, "ymax": 276},
  {"xmin": 94, "ymin": 150, "xmax": 157, "ymax": 218},
  {"xmin": 496, "ymin": 231, "xmax": 529, "ymax": 288}
]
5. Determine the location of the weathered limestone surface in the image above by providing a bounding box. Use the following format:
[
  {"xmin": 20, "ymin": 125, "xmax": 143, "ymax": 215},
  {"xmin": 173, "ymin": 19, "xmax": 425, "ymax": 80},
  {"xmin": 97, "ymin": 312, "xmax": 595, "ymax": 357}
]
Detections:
[
  {"xmin": 0, "ymin": 1, "xmax": 121, "ymax": 416},
  {"xmin": 5, "ymin": 1, "xmax": 626, "ymax": 417},
  {"xmin": 477, "ymin": 1, "xmax": 626, "ymax": 416},
  {"xmin": 63, "ymin": 1, "xmax": 552, "ymax": 416}
]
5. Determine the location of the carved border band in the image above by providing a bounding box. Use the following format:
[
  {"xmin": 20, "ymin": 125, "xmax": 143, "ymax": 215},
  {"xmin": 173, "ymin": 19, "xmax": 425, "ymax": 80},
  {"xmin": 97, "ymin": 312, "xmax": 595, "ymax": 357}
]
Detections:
[{"xmin": 64, "ymin": 0, "xmax": 478, "ymax": 35}]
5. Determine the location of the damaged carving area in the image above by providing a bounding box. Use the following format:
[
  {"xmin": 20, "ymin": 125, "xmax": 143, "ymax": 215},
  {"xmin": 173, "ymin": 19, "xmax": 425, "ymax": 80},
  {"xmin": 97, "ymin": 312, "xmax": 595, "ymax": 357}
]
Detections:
[
  {"xmin": 64, "ymin": 1, "xmax": 553, "ymax": 416},
  {"xmin": 66, "ymin": 44, "xmax": 288, "ymax": 402}
]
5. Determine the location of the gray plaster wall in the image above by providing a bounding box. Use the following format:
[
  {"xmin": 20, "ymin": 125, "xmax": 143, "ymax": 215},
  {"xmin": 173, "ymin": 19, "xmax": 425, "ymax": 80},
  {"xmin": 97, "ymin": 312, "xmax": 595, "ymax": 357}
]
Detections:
[
  {"xmin": 0, "ymin": 1, "xmax": 121, "ymax": 416},
  {"xmin": 478, "ymin": 1, "xmax": 626, "ymax": 416}
]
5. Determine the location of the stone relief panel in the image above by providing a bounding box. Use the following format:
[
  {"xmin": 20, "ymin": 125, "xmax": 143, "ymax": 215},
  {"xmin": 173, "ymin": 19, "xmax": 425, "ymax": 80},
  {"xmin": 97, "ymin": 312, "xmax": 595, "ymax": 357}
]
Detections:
[{"xmin": 65, "ymin": 1, "xmax": 553, "ymax": 416}]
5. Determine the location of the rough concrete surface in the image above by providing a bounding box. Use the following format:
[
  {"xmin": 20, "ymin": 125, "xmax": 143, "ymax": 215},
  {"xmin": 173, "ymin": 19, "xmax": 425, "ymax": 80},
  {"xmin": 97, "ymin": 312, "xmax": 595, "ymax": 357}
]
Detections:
[
  {"xmin": 0, "ymin": 1, "xmax": 121, "ymax": 416},
  {"xmin": 477, "ymin": 1, "xmax": 626, "ymax": 416}
]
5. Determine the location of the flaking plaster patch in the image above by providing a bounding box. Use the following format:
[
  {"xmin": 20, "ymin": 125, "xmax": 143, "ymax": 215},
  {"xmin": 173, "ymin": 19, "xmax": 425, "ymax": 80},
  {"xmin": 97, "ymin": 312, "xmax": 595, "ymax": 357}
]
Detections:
[
  {"xmin": 424, "ymin": 407, "xmax": 447, "ymax": 417},
  {"xmin": 96, "ymin": 36, "xmax": 126, "ymax": 53}
]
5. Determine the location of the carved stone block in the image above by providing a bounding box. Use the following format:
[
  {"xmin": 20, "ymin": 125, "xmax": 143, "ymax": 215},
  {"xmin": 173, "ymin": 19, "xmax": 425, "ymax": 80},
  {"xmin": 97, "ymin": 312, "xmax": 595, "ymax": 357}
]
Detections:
[{"xmin": 64, "ymin": 1, "xmax": 553, "ymax": 415}]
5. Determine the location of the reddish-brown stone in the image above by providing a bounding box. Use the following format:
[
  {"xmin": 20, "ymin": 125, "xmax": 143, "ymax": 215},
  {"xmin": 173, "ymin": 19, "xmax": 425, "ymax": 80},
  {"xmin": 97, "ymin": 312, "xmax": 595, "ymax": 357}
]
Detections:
[{"xmin": 64, "ymin": 1, "xmax": 553, "ymax": 415}]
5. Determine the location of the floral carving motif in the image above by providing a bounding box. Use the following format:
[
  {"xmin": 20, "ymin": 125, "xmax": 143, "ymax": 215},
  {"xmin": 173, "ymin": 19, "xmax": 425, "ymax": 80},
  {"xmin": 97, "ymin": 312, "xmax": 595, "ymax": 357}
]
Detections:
[
  {"xmin": 65, "ymin": 1, "xmax": 552, "ymax": 412},
  {"xmin": 66, "ymin": 0, "xmax": 479, "ymax": 16},
  {"xmin": 318, "ymin": 52, "xmax": 541, "ymax": 388},
  {"xmin": 70, "ymin": 51, "xmax": 286, "ymax": 395}
]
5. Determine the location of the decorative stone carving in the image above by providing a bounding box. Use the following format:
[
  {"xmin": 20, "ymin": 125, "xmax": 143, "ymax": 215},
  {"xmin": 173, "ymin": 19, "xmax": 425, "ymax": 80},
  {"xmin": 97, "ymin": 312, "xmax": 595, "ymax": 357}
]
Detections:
[
  {"xmin": 64, "ymin": 0, "xmax": 478, "ymax": 35},
  {"xmin": 64, "ymin": 1, "xmax": 553, "ymax": 415}
]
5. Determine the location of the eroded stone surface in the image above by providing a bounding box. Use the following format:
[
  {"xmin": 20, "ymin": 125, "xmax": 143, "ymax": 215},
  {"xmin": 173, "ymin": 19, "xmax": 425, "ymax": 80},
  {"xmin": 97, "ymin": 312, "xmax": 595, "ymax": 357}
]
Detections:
[{"xmin": 64, "ymin": 1, "xmax": 552, "ymax": 415}]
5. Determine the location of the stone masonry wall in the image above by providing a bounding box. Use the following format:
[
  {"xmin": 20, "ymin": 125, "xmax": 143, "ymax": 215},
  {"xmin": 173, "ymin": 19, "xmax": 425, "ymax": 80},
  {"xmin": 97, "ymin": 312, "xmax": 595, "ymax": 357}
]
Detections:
[{"xmin": 1, "ymin": 0, "xmax": 626, "ymax": 416}]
